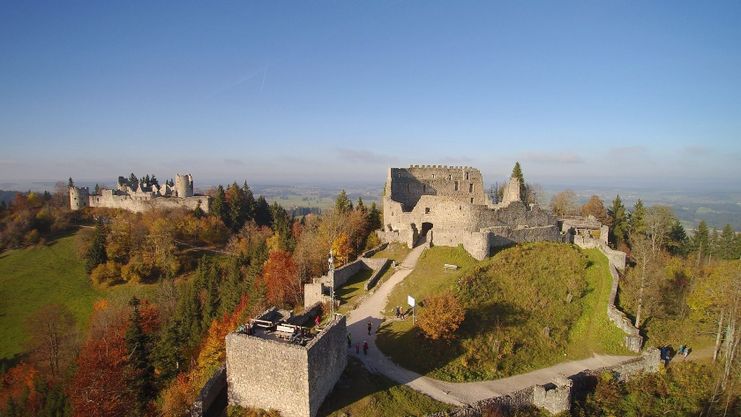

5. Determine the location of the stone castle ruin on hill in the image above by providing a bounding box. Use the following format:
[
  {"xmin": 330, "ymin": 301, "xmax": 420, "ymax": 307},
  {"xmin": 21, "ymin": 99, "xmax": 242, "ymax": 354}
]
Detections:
[
  {"xmin": 68, "ymin": 173, "xmax": 209, "ymax": 213},
  {"xmin": 379, "ymin": 165, "xmax": 560, "ymax": 259}
]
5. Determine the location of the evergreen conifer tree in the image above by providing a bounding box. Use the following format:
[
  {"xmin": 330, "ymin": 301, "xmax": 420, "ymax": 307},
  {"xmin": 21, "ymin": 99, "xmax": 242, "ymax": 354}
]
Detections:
[
  {"xmin": 125, "ymin": 297, "xmax": 155, "ymax": 416},
  {"xmin": 85, "ymin": 221, "xmax": 107, "ymax": 273},
  {"xmin": 610, "ymin": 195, "xmax": 627, "ymax": 247}
]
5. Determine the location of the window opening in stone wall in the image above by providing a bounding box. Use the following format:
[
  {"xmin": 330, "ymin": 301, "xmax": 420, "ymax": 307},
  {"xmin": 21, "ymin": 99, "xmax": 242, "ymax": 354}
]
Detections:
[
  {"xmin": 425, "ymin": 207, "xmax": 430, "ymax": 214},
  {"xmin": 465, "ymin": 172, "xmax": 469, "ymax": 180},
  {"xmin": 470, "ymin": 198, "xmax": 474, "ymax": 203},
  {"xmin": 431, "ymin": 174, "xmax": 435, "ymax": 179},
  {"xmin": 469, "ymin": 183, "xmax": 474, "ymax": 193},
  {"xmin": 448, "ymin": 175, "xmax": 452, "ymax": 180},
  {"xmin": 454, "ymin": 181, "xmax": 459, "ymax": 191}
]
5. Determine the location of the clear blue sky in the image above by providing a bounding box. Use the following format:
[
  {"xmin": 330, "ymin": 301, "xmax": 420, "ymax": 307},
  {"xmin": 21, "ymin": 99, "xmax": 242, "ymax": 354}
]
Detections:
[{"xmin": 1, "ymin": 1, "xmax": 740, "ymax": 187}]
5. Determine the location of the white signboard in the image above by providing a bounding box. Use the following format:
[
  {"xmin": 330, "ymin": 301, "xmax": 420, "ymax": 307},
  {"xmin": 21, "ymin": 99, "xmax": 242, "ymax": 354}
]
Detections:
[{"xmin": 407, "ymin": 295, "xmax": 416, "ymax": 307}]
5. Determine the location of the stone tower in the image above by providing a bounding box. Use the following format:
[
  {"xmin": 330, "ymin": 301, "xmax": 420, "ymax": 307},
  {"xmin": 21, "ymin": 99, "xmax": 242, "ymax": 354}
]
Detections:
[
  {"xmin": 502, "ymin": 176, "xmax": 521, "ymax": 205},
  {"xmin": 175, "ymin": 173, "xmax": 194, "ymax": 198},
  {"xmin": 69, "ymin": 186, "xmax": 89, "ymax": 210}
]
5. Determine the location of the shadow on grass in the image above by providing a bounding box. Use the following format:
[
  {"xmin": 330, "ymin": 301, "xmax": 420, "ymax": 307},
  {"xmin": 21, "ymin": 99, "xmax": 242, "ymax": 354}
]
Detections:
[
  {"xmin": 317, "ymin": 357, "xmax": 449, "ymax": 417},
  {"xmin": 375, "ymin": 301, "xmax": 528, "ymax": 378}
]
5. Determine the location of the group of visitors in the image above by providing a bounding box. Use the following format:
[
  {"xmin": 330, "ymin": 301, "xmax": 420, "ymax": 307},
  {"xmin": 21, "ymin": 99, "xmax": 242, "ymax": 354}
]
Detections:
[
  {"xmin": 347, "ymin": 333, "xmax": 369, "ymax": 355},
  {"xmin": 660, "ymin": 344, "xmax": 692, "ymax": 367}
]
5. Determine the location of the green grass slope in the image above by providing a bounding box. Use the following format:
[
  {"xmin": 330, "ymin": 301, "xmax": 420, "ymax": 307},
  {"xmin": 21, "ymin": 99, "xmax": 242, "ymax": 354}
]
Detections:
[
  {"xmin": 0, "ymin": 233, "xmax": 158, "ymax": 361},
  {"xmin": 377, "ymin": 243, "xmax": 629, "ymax": 382},
  {"xmin": 0, "ymin": 235, "xmax": 99, "ymax": 360}
]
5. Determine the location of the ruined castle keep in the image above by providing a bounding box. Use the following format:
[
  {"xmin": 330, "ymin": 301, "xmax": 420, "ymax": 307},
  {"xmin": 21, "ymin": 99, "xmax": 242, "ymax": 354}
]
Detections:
[
  {"xmin": 69, "ymin": 173, "xmax": 209, "ymax": 213},
  {"xmin": 379, "ymin": 165, "xmax": 560, "ymax": 259},
  {"xmin": 226, "ymin": 308, "xmax": 347, "ymax": 417}
]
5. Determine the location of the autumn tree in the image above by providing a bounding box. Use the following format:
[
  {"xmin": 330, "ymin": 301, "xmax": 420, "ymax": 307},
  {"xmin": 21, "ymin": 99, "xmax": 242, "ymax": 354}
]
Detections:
[
  {"xmin": 262, "ymin": 250, "xmax": 300, "ymax": 307},
  {"xmin": 418, "ymin": 292, "xmax": 465, "ymax": 340},
  {"xmin": 643, "ymin": 205, "xmax": 675, "ymax": 256},
  {"xmin": 693, "ymin": 220, "xmax": 710, "ymax": 266},
  {"xmin": 688, "ymin": 261, "xmax": 740, "ymax": 391},
  {"xmin": 209, "ymin": 185, "xmax": 227, "ymax": 225},
  {"xmin": 580, "ymin": 195, "xmax": 609, "ymax": 225},
  {"xmin": 549, "ymin": 190, "xmax": 577, "ymax": 217},
  {"xmin": 25, "ymin": 303, "xmax": 77, "ymax": 379},
  {"xmin": 69, "ymin": 307, "xmax": 133, "ymax": 417}
]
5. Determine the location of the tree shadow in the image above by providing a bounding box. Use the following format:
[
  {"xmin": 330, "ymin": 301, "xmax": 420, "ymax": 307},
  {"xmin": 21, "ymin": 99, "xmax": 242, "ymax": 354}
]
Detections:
[{"xmin": 316, "ymin": 358, "xmax": 400, "ymax": 416}]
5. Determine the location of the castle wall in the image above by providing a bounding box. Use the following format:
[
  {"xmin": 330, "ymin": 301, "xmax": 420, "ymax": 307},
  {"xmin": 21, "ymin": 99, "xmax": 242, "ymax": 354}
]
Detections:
[
  {"xmin": 306, "ymin": 317, "xmax": 348, "ymax": 417},
  {"xmin": 388, "ymin": 166, "xmax": 488, "ymax": 210},
  {"xmin": 225, "ymin": 317, "xmax": 347, "ymax": 417},
  {"xmin": 226, "ymin": 334, "xmax": 310, "ymax": 417},
  {"xmin": 85, "ymin": 191, "xmax": 208, "ymax": 213}
]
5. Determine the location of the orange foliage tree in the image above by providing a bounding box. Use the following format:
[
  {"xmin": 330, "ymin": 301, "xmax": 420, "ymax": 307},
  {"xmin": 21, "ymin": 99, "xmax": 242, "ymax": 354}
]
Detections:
[
  {"xmin": 262, "ymin": 250, "xmax": 300, "ymax": 307},
  {"xmin": 418, "ymin": 292, "xmax": 466, "ymax": 341},
  {"xmin": 0, "ymin": 362, "xmax": 40, "ymax": 415},
  {"xmin": 68, "ymin": 306, "xmax": 134, "ymax": 417}
]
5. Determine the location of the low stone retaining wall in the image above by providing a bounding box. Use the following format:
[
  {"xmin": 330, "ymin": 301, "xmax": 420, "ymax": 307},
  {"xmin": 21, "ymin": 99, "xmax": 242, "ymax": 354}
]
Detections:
[
  {"xmin": 360, "ymin": 242, "xmax": 388, "ymax": 258},
  {"xmin": 363, "ymin": 258, "xmax": 391, "ymax": 290},
  {"xmin": 604, "ymin": 255, "xmax": 643, "ymax": 353},
  {"xmin": 426, "ymin": 349, "xmax": 660, "ymax": 417}
]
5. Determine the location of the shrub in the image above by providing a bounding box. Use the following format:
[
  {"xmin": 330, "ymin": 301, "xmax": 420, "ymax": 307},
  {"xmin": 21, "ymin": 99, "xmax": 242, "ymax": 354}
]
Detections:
[{"xmin": 418, "ymin": 292, "xmax": 465, "ymax": 340}]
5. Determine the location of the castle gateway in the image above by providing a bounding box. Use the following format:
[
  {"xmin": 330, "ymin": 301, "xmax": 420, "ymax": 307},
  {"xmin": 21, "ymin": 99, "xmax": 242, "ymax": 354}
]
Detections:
[{"xmin": 379, "ymin": 165, "xmax": 560, "ymax": 259}]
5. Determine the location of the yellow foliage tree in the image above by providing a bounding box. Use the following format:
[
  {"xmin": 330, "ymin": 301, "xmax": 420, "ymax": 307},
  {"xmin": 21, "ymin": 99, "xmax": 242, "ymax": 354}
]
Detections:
[
  {"xmin": 331, "ymin": 233, "xmax": 351, "ymax": 266},
  {"xmin": 418, "ymin": 292, "xmax": 465, "ymax": 341}
]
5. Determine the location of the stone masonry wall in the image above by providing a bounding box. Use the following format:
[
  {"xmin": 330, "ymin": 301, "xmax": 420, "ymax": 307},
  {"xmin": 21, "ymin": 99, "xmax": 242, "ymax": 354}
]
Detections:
[
  {"xmin": 226, "ymin": 333, "xmax": 309, "ymax": 417},
  {"xmin": 606, "ymin": 260, "xmax": 643, "ymax": 352},
  {"xmin": 306, "ymin": 317, "xmax": 348, "ymax": 417},
  {"xmin": 426, "ymin": 349, "xmax": 660, "ymax": 417},
  {"xmin": 388, "ymin": 166, "xmax": 488, "ymax": 210}
]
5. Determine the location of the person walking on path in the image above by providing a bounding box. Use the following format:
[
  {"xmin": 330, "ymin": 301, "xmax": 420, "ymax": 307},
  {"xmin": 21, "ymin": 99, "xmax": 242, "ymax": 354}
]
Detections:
[
  {"xmin": 363, "ymin": 340, "xmax": 369, "ymax": 355},
  {"xmin": 367, "ymin": 320, "xmax": 372, "ymax": 335},
  {"xmin": 395, "ymin": 306, "xmax": 401, "ymax": 319},
  {"xmin": 347, "ymin": 333, "xmax": 352, "ymax": 349}
]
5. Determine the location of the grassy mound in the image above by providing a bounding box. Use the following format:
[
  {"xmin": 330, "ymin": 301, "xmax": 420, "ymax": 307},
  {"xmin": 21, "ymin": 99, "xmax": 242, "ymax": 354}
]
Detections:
[
  {"xmin": 0, "ymin": 233, "xmax": 158, "ymax": 361},
  {"xmin": 377, "ymin": 243, "xmax": 629, "ymax": 382}
]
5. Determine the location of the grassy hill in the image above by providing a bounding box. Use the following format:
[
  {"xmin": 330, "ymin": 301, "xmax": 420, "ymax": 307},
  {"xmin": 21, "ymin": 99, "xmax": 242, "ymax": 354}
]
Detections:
[
  {"xmin": 376, "ymin": 243, "xmax": 629, "ymax": 382},
  {"xmin": 0, "ymin": 233, "xmax": 157, "ymax": 361}
]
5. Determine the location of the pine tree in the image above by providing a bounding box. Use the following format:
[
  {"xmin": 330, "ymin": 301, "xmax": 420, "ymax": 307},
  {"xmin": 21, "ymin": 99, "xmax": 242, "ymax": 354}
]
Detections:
[
  {"xmin": 511, "ymin": 162, "xmax": 526, "ymax": 200},
  {"xmin": 125, "ymin": 297, "xmax": 155, "ymax": 416},
  {"xmin": 718, "ymin": 224, "xmax": 736, "ymax": 260},
  {"xmin": 210, "ymin": 185, "xmax": 227, "ymax": 225},
  {"xmin": 68, "ymin": 177, "xmax": 74, "ymax": 187},
  {"xmin": 629, "ymin": 199, "xmax": 646, "ymax": 236},
  {"xmin": 693, "ymin": 220, "xmax": 710, "ymax": 265},
  {"xmin": 242, "ymin": 181, "xmax": 257, "ymax": 222},
  {"xmin": 128, "ymin": 173, "xmax": 139, "ymax": 189},
  {"xmin": 368, "ymin": 202, "xmax": 382, "ymax": 231},
  {"xmin": 356, "ymin": 197, "xmax": 366, "ymax": 212},
  {"xmin": 94, "ymin": 183, "xmax": 101, "ymax": 194},
  {"xmin": 610, "ymin": 195, "xmax": 627, "ymax": 247},
  {"xmin": 220, "ymin": 258, "xmax": 243, "ymax": 316},
  {"xmin": 254, "ymin": 196, "xmax": 272, "ymax": 227},
  {"xmin": 667, "ymin": 220, "xmax": 690, "ymax": 256},
  {"xmin": 85, "ymin": 221, "xmax": 107, "ymax": 273},
  {"xmin": 335, "ymin": 190, "xmax": 353, "ymax": 213}
]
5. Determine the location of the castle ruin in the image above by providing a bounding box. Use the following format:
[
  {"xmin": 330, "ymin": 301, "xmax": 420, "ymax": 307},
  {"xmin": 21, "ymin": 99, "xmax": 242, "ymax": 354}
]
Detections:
[
  {"xmin": 226, "ymin": 307, "xmax": 347, "ymax": 417},
  {"xmin": 379, "ymin": 165, "xmax": 560, "ymax": 259},
  {"xmin": 69, "ymin": 173, "xmax": 209, "ymax": 213}
]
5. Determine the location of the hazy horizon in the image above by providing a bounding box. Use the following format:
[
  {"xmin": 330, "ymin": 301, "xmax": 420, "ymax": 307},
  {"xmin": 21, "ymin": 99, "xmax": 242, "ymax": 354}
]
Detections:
[{"xmin": 2, "ymin": 2, "xmax": 740, "ymax": 186}]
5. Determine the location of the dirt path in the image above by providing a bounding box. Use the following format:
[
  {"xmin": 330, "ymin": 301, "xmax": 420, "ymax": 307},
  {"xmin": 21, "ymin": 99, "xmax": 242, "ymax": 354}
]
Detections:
[{"xmin": 345, "ymin": 244, "xmax": 638, "ymax": 406}]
